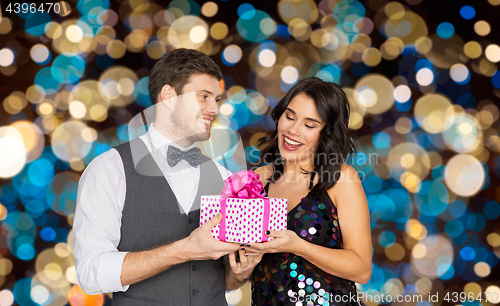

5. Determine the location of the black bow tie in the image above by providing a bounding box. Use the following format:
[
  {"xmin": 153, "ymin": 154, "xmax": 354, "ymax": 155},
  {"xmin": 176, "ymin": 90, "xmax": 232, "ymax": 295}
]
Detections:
[{"xmin": 166, "ymin": 145, "xmax": 202, "ymax": 167}]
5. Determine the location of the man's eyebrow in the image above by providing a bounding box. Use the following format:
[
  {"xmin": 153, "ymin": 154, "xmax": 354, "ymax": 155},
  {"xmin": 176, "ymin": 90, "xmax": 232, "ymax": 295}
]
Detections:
[
  {"xmin": 197, "ymin": 89, "xmax": 221, "ymax": 99},
  {"xmin": 285, "ymin": 108, "xmax": 322, "ymax": 124}
]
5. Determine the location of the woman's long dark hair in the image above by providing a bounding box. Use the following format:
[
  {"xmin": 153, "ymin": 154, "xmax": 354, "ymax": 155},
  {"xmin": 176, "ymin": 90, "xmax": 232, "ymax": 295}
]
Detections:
[{"xmin": 258, "ymin": 77, "xmax": 356, "ymax": 192}]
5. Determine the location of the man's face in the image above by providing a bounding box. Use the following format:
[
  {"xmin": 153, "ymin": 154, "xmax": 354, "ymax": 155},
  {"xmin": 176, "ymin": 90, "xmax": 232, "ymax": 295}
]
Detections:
[{"xmin": 170, "ymin": 73, "xmax": 221, "ymax": 143}]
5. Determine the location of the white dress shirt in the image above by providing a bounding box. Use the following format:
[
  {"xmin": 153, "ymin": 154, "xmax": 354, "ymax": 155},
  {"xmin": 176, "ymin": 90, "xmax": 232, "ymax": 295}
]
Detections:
[{"xmin": 73, "ymin": 123, "xmax": 231, "ymax": 294}]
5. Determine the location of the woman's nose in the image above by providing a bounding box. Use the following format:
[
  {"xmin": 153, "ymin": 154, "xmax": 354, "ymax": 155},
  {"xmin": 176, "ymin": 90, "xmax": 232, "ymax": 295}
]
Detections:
[{"xmin": 288, "ymin": 122, "xmax": 300, "ymax": 136}]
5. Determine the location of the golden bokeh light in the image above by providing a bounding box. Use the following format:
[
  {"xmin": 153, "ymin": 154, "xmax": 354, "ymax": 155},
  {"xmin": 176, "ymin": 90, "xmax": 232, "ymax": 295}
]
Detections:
[
  {"xmin": 411, "ymin": 235, "xmax": 454, "ymax": 279},
  {"xmin": 485, "ymin": 44, "xmax": 500, "ymax": 63},
  {"xmin": 107, "ymin": 40, "xmax": 127, "ymax": 59},
  {"xmin": 69, "ymin": 80, "xmax": 111, "ymax": 121},
  {"xmin": 412, "ymin": 243, "xmax": 427, "ymax": 259},
  {"xmin": 0, "ymin": 259, "xmax": 13, "ymax": 276},
  {"xmin": 464, "ymin": 41, "xmax": 482, "ymax": 59},
  {"xmin": 362, "ymin": 48, "xmax": 382, "ymax": 67},
  {"xmin": 0, "ymin": 17, "xmax": 12, "ymax": 34},
  {"xmin": 146, "ymin": 40, "xmax": 167, "ymax": 59},
  {"xmin": 168, "ymin": 16, "xmax": 209, "ymax": 49},
  {"xmin": 415, "ymin": 278, "xmax": 432, "ymax": 295},
  {"xmin": 381, "ymin": 11, "xmax": 428, "ymax": 45},
  {"xmin": 125, "ymin": 29, "xmax": 148, "ymax": 53},
  {"xmin": 388, "ymin": 143, "xmax": 430, "ymax": 190},
  {"xmin": 415, "ymin": 37, "xmax": 432, "ymax": 54},
  {"xmin": 445, "ymin": 154, "xmax": 484, "ymax": 196},
  {"xmin": 478, "ymin": 58, "xmax": 498, "ymax": 77},
  {"xmin": 406, "ymin": 219, "xmax": 428, "ymax": 240},
  {"xmin": 385, "ymin": 243, "xmax": 405, "ymax": 261},
  {"xmin": 98, "ymin": 67, "xmax": 138, "ymax": 107},
  {"xmin": 278, "ymin": 0, "xmax": 319, "ymax": 25},
  {"xmin": 384, "ymin": 2, "xmax": 406, "ymax": 20},
  {"xmin": 473, "ymin": 262, "xmax": 491, "ymax": 277},
  {"xmin": 51, "ymin": 121, "xmax": 92, "ymax": 162},
  {"xmin": 487, "ymin": 233, "xmax": 500, "ymax": 247},
  {"xmin": 210, "ymin": 22, "xmax": 229, "ymax": 40},
  {"xmin": 353, "ymin": 74, "xmax": 395, "ymax": 115},
  {"xmin": 474, "ymin": 21, "xmax": 491, "ymax": 36},
  {"xmin": 201, "ymin": 2, "xmax": 218, "ymax": 17},
  {"xmin": 485, "ymin": 286, "xmax": 500, "ymax": 304},
  {"xmin": 394, "ymin": 117, "xmax": 412, "ymax": 134},
  {"xmin": 11, "ymin": 121, "xmax": 44, "ymax": 162},
  {"xmin": 0, "ymin": 126, "xmax": 27, "ymax": 178},
  {"xmin": 2, "ymin": 91, "xmax": 27, "ymax": 114},
  {"xmin": 414, "ymin": 94, "xmax": 453, "ymax": 134},
  {"xmin": 65, "ymin": 25, "xmax": 83, "ymax": 43}
]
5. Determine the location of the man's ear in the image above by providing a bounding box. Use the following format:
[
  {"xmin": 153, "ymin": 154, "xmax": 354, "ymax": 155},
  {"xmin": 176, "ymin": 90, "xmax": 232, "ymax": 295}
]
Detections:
[{"xmin": 159, "ymin": 84, "xmax": 176, "ymax": 109}]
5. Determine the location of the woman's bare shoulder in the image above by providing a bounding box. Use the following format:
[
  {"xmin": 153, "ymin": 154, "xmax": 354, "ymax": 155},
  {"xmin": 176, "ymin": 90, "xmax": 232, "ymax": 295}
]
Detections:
[
  {"xmin": 253, "ymin": 165, "xmax": 274, "ymax": 185},
  {"xmin": 327, "ymin": 164, "xmax": 365, "ymax": 206},
  {"xmin": 327, "ymin": 164, "xmax": 359, "ymax": 200}
]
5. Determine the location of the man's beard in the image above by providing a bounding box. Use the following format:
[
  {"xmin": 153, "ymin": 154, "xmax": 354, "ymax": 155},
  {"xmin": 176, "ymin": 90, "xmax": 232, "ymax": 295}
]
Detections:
[{"xmin": 170, "ymin": 112, "xmax": 210, "ymax": 142}]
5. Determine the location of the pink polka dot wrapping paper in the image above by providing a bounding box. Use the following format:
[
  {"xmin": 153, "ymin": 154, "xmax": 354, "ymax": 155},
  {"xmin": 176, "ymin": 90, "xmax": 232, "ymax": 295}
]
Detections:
[{"xmin": 199, "ymin": 196, "xmax": 288, "ymax": 243}]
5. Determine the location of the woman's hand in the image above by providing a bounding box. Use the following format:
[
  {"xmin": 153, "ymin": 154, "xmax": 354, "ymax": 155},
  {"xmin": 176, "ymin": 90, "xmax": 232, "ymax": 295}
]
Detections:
[
  {"xmin": 243, "ymin": 230, "xmax": 304, "ymax": 255},
  {"xmin": 228, "ymin": 248, "xmax": 263, "ymax": 283}
]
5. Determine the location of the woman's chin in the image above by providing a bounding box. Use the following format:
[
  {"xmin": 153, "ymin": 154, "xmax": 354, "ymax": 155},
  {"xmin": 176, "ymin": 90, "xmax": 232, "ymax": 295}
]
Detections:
[{"xmin": 279, "ymin": 152, "xmax": 309, "ymax": 164}]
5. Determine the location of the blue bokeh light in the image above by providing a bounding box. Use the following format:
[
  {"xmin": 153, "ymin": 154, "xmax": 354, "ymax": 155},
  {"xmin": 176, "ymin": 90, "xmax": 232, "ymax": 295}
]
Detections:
[
  {"xmin": 40, "ymin": 227, "xmax": 56, "ymax": 241},
  {"xmin": 484, "ymin": 201, "xmax": 500, "ymax": 219},
  {"xmin": 237, "ymin": 3, "xmax": 256, "ymax": 20},
  {"xmin": 436, "ymin": 22, "xmax": 455, "ymax": 39},
  {"xmin": 236, "ymin": 10, "xmax": 274, "ymax": 42},
  {"xmin": 378, "ymin": 231, "xmax": 396, "ymax": 247},
  {"xmin": 460, "ymin": 247, "xmax": 476, "ymax": 261},
  {"xmin": 28, "ymin": 159, "xmax": 54, "ymax": 187},
  {"xmin": 51, "ymin": 53, "xmax": 86, "ymax": 84},
  {"xmin": 460, "ymin": 6, "xmax": 476, "ymax": 20}
]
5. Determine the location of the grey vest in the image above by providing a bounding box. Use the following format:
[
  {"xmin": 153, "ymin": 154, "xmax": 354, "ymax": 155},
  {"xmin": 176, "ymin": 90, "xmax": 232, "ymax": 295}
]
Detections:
[{"xmin": 112, "ymin": 139, "xmax": 227, "ymax": 306}]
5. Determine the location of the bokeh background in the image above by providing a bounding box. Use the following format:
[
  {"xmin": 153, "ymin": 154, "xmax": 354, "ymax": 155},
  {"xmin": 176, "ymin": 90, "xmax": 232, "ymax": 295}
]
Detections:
[{"xmin": 1, "ymin": 0, "xmax": 500, "ymax": 305}]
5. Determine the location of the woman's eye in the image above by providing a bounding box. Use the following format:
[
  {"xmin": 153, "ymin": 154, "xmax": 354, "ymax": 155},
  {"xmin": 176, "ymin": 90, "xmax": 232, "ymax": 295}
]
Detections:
[
  {"xmin": 286, "ymin": 115, "xmax": 294, "ymax": 120},
  {"xmin": 306, "ymin": 125, "xmax": 314, "ymax": 129}
]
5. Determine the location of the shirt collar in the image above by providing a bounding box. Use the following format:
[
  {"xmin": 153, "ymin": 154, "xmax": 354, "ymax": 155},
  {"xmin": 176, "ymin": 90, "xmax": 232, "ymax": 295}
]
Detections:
[{"xmin": 148, "ymin": 123, "xmax": 197, "ymax": 158}]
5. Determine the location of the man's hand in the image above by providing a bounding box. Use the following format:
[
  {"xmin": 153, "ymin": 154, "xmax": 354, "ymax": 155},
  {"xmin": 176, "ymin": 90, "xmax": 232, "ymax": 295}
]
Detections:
[{"xmin": 184, "ymin": 213, "xmax": 241, "ymax": 261}]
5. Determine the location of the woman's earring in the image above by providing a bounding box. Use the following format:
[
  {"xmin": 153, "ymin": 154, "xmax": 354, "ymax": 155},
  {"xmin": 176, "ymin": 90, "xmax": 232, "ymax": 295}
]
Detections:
[{"xmin": 276, "ymin": 156, "xmax": 284, "ymax": 165}]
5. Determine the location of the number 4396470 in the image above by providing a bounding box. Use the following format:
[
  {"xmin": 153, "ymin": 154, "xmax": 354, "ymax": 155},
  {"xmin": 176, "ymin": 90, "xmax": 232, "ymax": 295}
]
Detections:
[
  {"xmin": 444, "ymin": 291, "xmax": 499, "ymax": 303},
  {"xmin": 5, "ymin": 2, "xmax": 65, "ymax": 14}
]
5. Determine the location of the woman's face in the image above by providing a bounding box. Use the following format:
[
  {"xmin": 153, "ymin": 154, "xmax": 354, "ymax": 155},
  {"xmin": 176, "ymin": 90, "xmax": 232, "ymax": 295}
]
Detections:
[{"xmin": 277, "ymin": 93, "xmax": 324, "ymax": 164}]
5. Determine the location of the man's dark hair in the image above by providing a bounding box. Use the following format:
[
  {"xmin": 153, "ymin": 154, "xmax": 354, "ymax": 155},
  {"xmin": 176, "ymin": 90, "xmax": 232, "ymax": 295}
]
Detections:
[{"xmin": 148, "ymin": 48, "xmax": 223, "ymax": 104}]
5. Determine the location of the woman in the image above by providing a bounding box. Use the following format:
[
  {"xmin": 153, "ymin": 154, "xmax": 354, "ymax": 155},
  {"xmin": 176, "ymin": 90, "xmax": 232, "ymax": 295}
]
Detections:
[{"xmin": 244, "ymin": 77, "xmax": 372, "ymax": 305}]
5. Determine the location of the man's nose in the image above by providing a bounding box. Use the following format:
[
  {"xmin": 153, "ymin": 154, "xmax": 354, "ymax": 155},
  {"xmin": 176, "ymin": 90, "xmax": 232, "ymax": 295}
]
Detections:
[{"xmin": 206, "ymin": 98, "xmax": 219, "ymax": 116}]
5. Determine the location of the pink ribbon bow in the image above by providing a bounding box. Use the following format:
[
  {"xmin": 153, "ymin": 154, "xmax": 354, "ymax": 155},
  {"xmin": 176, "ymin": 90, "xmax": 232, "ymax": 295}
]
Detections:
[
  {"xmin": 219, "ymin": 170, "xmax": 266, "ymax": 199},
  {"xmin": 218, "ymin": 170, "xmax": 271, "ymax": 242}
]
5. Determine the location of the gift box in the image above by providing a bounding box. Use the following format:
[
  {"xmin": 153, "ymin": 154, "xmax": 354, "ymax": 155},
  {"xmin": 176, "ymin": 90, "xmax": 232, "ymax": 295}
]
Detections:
[{"xmin": 200, "ymin": 170, "xmax": 288, "ymax": 243}]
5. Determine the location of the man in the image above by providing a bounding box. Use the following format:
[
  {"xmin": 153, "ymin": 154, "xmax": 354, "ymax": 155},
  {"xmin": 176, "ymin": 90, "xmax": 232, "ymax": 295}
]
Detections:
[{"xmin": 73, "ymin": 48, "xmax": 261, "ymax": 305}]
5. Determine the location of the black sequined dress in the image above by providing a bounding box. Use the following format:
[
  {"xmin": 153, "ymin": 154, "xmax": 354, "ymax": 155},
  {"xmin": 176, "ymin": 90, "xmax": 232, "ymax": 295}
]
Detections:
[{"xmin": 251, "ymin": 182, "xmax": 359, "ymax": 306}]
